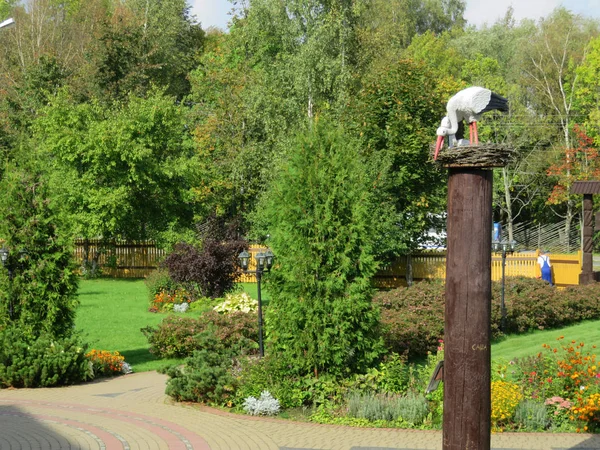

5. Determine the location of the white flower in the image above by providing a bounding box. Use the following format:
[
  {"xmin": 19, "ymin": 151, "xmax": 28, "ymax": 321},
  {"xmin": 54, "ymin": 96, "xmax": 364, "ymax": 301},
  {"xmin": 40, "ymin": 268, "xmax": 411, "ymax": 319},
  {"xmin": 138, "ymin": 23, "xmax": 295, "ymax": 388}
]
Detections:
[
  {"xmin": 121, "ymin": 362, "xmax": 133, "ymax": 374},
  {"xmin": 173, "ymin": 303, "xmax": 189, "ymax": 313},
  {"xmin": 243, "ymin": 391, "xmax": 280, "ymax": 416}
]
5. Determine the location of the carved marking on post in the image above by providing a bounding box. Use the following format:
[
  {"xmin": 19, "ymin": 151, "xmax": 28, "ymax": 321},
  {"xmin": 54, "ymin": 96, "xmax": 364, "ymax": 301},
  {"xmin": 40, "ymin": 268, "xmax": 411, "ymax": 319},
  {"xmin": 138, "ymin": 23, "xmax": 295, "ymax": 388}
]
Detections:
[{"xmin": 471, "ymin": 344, "xmax": 487, "ymax": 351}]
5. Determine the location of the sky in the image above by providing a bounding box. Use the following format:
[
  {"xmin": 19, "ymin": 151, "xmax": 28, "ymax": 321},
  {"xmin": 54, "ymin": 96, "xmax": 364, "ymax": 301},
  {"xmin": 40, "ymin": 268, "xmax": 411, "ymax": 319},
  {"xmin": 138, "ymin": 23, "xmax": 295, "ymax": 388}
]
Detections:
[{"xmin": 188, "ymin": 0, "xmax": 600, "ymax": 31}]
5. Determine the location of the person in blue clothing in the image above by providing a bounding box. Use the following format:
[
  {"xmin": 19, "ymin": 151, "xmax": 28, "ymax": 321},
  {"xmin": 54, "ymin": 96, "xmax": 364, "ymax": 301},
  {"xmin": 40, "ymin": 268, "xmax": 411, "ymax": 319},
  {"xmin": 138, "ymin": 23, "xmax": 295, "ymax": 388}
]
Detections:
[{"xmin": 537, "ymin": 249, "xmax": 553, "ymax": 285}]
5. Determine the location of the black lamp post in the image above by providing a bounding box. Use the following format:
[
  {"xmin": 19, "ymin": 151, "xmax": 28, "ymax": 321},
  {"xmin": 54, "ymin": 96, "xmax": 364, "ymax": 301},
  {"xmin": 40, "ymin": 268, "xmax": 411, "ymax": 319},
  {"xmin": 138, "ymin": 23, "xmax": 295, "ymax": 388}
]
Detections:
[
  {"xmin": 0, "ymin": 247, "xmax": 13, "ymax": 319},
  {"xmin": 238, "ymin": 248, "xmax": 274, "ymax": 357},
  {"xmin": 492, "ymin": 239, "xmax": 516, "ymax": 332}
]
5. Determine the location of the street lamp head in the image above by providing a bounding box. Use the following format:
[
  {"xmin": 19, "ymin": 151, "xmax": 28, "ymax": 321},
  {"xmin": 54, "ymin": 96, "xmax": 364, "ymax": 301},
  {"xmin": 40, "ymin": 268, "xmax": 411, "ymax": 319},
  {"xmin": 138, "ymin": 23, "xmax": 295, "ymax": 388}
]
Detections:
[
  {"xmin": 255, "ymin": 251, "xmax": 266, "ymax": 271},
  {"xmin": 264, "ymin": 249, "xmax": 274, "ymax": 270},
  {"xmin": 238, "ymin": 250, "xmax": 250, "ymax": 271},
  {"xmin": 509, "ymin": 240, "xmax": 517, "ymax": 252},
  {"xmin": 0, "ymin": 18, "xmax": 15, "ymax": 30},
  {"xmin": 0, "ymin": 247, "xmax": 8, "ymax": 267},
  {"xmin": 492, "ymin": 240, "xmax": 501, "ymax": 252}
]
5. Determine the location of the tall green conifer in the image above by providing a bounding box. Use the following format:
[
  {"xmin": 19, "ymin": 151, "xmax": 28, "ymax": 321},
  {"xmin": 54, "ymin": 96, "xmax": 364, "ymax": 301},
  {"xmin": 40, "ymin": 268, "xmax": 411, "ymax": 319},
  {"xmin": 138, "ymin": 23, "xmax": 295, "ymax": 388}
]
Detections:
[{"xmin": 259, "ymin": 119, "xmax": 384, "ymax": 377}]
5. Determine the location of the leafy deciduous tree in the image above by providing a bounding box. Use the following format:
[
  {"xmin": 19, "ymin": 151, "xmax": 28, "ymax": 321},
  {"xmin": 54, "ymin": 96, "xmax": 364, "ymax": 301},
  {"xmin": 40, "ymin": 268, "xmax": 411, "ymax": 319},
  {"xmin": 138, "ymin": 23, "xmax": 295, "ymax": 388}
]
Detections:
[{"xmin": 34, "ymin": 88, "xmax": 198, "ymax": 243}]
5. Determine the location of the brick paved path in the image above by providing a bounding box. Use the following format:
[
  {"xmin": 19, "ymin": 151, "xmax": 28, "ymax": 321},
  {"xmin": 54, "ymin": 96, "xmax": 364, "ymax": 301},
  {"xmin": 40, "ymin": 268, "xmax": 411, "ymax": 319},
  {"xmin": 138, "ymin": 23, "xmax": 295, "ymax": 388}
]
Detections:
[{"xmin": 1, "ymin": 371, "xmax": 599, "ymax": 450}]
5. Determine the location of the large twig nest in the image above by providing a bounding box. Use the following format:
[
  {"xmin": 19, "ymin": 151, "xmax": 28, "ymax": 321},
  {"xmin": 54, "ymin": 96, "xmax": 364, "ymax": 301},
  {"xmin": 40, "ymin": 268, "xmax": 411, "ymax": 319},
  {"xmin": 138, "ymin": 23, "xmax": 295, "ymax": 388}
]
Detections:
[{"xmin": 430, "ymin": 143, "xmax": 516, "ymax": 168}]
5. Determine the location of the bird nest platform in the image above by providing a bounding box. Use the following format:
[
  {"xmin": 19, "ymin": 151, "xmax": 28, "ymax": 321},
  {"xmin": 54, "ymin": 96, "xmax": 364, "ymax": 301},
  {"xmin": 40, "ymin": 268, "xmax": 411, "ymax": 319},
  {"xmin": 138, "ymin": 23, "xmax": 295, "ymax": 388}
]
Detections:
[{"xmin": 431, "ymin": 143, "xmax": 516, "ymax": 168}]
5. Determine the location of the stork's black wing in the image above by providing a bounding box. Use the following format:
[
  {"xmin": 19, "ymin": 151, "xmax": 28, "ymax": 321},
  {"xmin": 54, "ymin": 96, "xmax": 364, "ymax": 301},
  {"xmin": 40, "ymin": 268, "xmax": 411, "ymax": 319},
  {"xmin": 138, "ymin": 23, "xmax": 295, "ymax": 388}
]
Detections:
[{"xmin": 480, "ymin": 92, "xmax": 508, "ymax": 113}]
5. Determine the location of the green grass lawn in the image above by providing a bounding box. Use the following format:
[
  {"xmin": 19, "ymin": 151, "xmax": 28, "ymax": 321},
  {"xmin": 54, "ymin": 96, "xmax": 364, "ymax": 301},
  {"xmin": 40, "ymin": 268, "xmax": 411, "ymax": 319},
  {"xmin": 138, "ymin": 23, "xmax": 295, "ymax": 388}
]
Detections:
[
  {"xmin": 75, "ymin": 278, "xmax": 600, "ymax": 372},
  {"xmin": 74, "ymin": 279, "xmax": 267, "ymax": 372},
  {"xmin": 491, "ymin": 319, "xmax": 600, "ymax": 361},
  {"xmin": 75, "ymin": 278, "xmax": 181, "ymax": 372}
]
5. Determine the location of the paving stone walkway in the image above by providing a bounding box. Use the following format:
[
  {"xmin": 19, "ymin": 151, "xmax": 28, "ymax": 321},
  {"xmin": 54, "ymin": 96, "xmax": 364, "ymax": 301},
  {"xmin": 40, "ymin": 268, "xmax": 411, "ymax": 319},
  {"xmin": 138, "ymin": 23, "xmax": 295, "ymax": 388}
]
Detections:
[{"xmin": 1, "ymin": 371, "xmax": 599, "ymax": 449}]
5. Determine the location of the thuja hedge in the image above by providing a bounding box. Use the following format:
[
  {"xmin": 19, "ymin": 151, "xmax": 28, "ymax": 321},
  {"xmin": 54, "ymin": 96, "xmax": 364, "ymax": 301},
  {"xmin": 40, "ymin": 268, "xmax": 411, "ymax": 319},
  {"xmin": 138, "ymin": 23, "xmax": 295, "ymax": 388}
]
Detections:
[{"xmin": 374, "ymin": 277, "xmax": 600, "ymax": 358}]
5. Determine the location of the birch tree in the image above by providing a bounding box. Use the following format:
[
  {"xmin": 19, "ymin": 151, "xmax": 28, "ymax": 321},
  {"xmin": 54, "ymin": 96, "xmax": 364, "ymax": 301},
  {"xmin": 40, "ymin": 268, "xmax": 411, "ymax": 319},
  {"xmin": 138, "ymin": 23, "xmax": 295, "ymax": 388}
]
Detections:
[{"xmin": 519, "ymin": 7, "xmax": 599, "ymax": 247}]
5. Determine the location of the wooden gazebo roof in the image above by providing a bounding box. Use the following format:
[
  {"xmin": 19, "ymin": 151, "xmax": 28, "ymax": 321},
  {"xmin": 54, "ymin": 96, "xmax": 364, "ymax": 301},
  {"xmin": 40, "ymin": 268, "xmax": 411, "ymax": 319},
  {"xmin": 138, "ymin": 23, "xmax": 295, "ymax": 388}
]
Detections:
[{"xmin": 571, "ymin": 181, "xmax": 600, "ymax": 194}]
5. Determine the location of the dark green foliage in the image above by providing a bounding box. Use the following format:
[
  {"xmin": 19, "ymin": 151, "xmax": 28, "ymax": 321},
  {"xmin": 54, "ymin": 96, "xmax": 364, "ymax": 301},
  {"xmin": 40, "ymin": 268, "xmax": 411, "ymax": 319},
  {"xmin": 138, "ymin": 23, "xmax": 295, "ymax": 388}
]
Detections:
[
  {"xmin": 0, "ymin": 327, "xmax": 91, "ymax": 388},
  {"xmin": 346, "ymin": 59, "xmax": 453, "ymax": 259},
  {"xmin": 163, "ymin": 217, "xmax": 247, "ymax": 299},
  {"xmin": 163, "ymin": 348, "xmax": 236, "ymax": 404},
  {"xmin": 95, "ymin": 0, "xmax": 205, "ymax": 101},
  {"xmin": 234, "ymin": 355, "xmax": 348, "ymax": 409},
  {"xmin": 144, "ymin": 268, "xmax": 178, "ymax": 301},
  {"xmin": 157, "ymin": 311, "xmax": 258, "ymax": 405},
  {"xmin": 374, "ymin": 280, "xmax": 446, "ymax": 358},
  {"xmin": 375, "ymin": 278, "xmax": 600, "ymax": 358},
  {"xmin": 35, "ymin": 88, "xmax": 197, "ymax": 243},
  {"xmin": 141, "ymin": 310, "xmax": 258, "ymax": 359},
  {"xmin": 0, "ymin": 158, "xmax": 79, "ymax": 339},
  {"xmin": 258, "ymin": 120, "xmax": 385, "ymax": 377}
]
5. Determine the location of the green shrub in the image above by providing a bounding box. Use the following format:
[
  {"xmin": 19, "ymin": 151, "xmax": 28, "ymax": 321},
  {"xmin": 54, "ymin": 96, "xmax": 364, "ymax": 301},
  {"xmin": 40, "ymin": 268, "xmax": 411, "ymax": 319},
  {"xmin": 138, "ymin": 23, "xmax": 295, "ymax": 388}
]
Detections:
[
  {"xmin": 491, "ymin": 277, "xmax": 600, "ymax": 336},
  {"xmin": 234, "ymin": 355, "xmax": 350, "ymax": 410},
  {"xmin": 375, "ymin": 278, "xmax": 600, "ymax": 358},
  {"xmin": 374, "ymin": 280, "xmax": 445, "ymax": 358},
  {"xmin": 379, "ymin": 353, "xmax": 410, "ymax": 394},
  {"xmin": 141, "ymin": 310, "xmax": 258, "ymax": 358},
  {"xmin": 234, "ymin": 356, "xmax": 303, "ymax": 409},
  {"xmin": 188, "ymin": 297, "xmax": 215, "ymax": 313},
  {"xmin": 141, "ymin": 316, "xmax": 199, "ymax": 357},
  {"xmin": 163, "ymin": 349, "xmax": 236, "ymax": 404},
  {"xmin": 0, "ymin": 327, "xmax": 91, "ymax": 388},
  {"xmin": 145, "ymin": 268, "xmax": 178, "ymax": 301}
]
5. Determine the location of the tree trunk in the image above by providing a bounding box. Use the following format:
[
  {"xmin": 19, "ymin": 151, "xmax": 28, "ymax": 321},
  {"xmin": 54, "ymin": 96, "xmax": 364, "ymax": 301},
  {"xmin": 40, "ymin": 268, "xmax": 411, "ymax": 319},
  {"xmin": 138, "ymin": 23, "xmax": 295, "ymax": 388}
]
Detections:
[{"xmin": 502, "ymin": 167, "xmax": 514, "ymax": 242}]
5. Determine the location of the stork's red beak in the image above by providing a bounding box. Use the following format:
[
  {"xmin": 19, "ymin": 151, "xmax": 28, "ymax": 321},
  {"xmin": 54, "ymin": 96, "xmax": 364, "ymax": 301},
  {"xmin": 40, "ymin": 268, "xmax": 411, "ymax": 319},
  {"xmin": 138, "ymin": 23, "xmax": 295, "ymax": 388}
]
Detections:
[{"xmin": 433, "ymin": 135, "xmax": 444, "ymax": 160}]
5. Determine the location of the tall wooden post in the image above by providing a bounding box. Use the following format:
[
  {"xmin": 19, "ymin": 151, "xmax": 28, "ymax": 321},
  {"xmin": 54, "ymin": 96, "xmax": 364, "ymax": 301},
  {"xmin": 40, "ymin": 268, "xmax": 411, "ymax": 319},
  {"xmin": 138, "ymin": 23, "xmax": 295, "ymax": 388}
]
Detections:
[
  {"xmin": 443, "ymin": 168, "xmax": 492, "ymax": 450},
  {"xmin": 582, "ymin": 194, "xmax": 594, "ymax": 279},
  {"xmin": 570, "ymin": 182, "xmax": 600, "ymax": 284}
]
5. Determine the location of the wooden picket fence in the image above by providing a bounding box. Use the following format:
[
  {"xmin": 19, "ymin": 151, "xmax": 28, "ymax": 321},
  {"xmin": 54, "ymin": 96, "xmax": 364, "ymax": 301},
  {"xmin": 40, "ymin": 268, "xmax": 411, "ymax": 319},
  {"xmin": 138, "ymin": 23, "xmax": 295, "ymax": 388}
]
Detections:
[
  {"xmin": 72, "ymin": 241, "xmax": 270, "ymax": 280},
  {"xmin": 72, "ymin": 241, "xmax": 583, "ymax": 287},
  {"xmin": 73, "ymin": 239, "xmax": 166, "ymax": 278},
  {"xmin": 374, "ymin": 251, "xmax": 582, "ymax": 288}
]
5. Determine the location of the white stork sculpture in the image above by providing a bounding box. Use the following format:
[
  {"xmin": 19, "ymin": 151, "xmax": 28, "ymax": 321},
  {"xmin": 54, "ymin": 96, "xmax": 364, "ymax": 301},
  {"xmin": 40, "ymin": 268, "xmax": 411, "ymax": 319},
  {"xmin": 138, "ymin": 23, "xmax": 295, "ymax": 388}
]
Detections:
[{"xmin": 433, "ymin": 86, "xmax": 508, "ymax": 160}]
